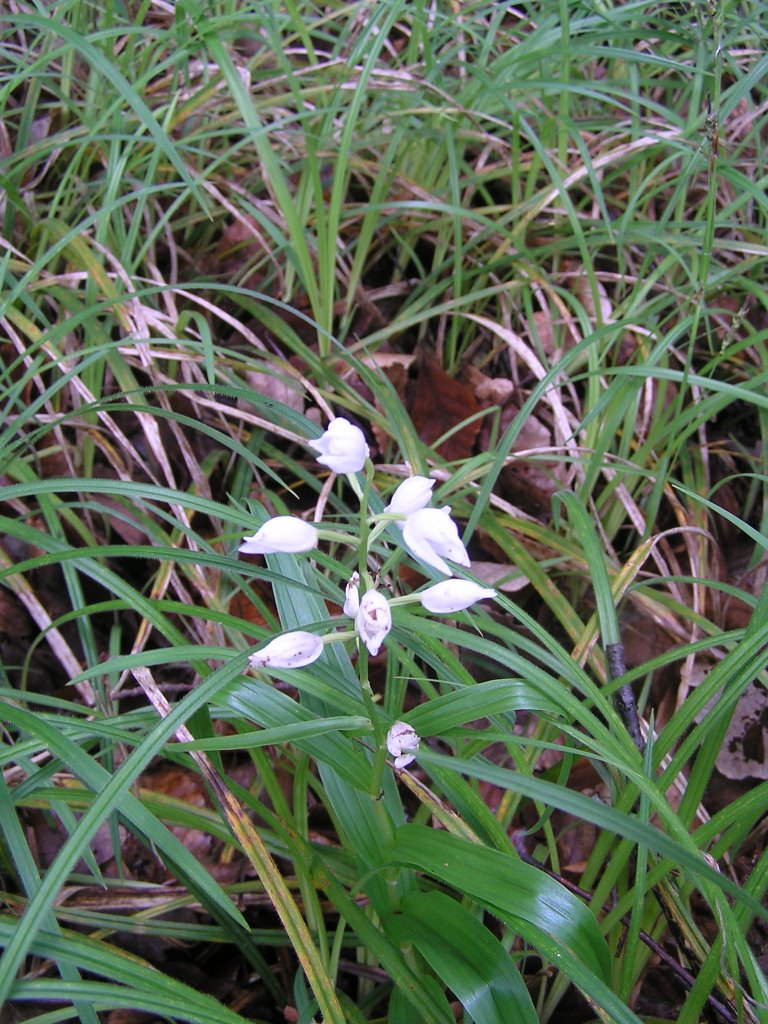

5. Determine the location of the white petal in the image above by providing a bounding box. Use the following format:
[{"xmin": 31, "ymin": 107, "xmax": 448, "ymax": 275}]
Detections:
[
  {"xmin": 402, "ymin": 510, "xmax": 451, "ymax": 574},
  {"xmin": 239, "ymin": 517, "xmax": 318, "ymax": 555},
  {"xmin": 420, "ymin": 580, "xmax": 496, "ymax": 613},
  {"xmin": 402, "ymin": 506, "xmax": 468, "ymax": 576},
  {"xmin": 384, "ymin": 476, "xmax": 435, "ymax": 518},
  {"xmin": 440, "ymin": 536, "xmax": 471, "ymax": 568},
  {"xmin": 248, "ymin": 631, "xmax": 323, "ymax": 669},
  {"xmin": 343, "ymin": 572, "xmax": 360, "ymax": 617}
]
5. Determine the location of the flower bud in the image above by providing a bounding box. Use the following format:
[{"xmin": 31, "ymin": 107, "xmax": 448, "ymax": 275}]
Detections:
[
  {"xmin": 419, "ymin": 579, "xmax": 496, "ymax": 613},
  {"xmin": 384, "ymin": 476, "xmax": 435, "ymax": 522},
  {"xmin": 239, "ymin": 516, "xmax": 318, "ymax": 555},
  {"xmin": 343, "ymin": 571, "xmax": 360, "ymax": 617},
  {"xmin": 355, "ymin": 588, "xmax": 392, "ymax": 657},
  {"xmin": 402, "ymin": 506, "xmax": 470, "ymax": 576},
  {"xmin": 309, "ymin": 417, "xmax": 369, "ymax": 474},
  {"xmin": 386, "ymin": 720, "xmax": 420, "ymax": 769},
  {"xmin": 248, "ymin": 631, "xmax": 324, "ymax": 669}
]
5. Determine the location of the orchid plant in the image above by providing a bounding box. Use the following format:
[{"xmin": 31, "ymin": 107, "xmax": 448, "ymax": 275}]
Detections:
[
  {"xmin": 239, "ymin": 416, "xmax": 495, "ymax": 773},
  {"xmin": 232, "ymin": 418, "xmax": 652, "ymax": 1024}
]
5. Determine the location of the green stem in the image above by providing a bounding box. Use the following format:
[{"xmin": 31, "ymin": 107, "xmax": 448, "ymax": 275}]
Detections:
[
  {"xmin": 357, "ymin": 459, "xmax": 374, "ymax": 586},
  {"xmin": 355, "ymin": 460, "xmax": 389, "ymax": 797},
  {"xmin": 357, "ymin": 645, "xmax": 387, "ymax": 797}
]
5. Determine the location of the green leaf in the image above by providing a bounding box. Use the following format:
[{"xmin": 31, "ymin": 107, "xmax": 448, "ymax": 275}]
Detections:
[
  {"xmin": 425, "ymin": 750, "xmax": 767, "ymax": 921},
  {"xmin": 0, "ymin": 916, "xmax": 251, "ymax": 1024},
  {"xmin": 405, "ymin": 678, "xmax": 560, "ymax": 736},
  {"xmin": 222, "ymin": 678, "xmax": 372, "ymax": 789},
  {"xmin": 552, "ymin": 489, "xmax": 619, "ymax": 646},
  {"xmin": 387, "ymin": 824, "xmax": 611, "ymax": 984},
  {"xmin": 310, "ymin": 859, "xmax": 454, "ymax": 1024},
  {"xmin": 387, "ymin": 891, "xmax": 539, "ymax": 1024},
  {"xmin": 1, "ymin": 16, "xmax": 206, "ymax": 212}
]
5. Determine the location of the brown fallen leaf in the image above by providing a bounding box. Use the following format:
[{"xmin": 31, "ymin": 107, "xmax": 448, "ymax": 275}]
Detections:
[
  {"xmin": 716, "ymin": 683, "xmax": 768, "ymax": 781},
  {"xmin": 369, "ymin": 359, "xmax": 410, "ymax": 454},
  {"xmin": 570, "ymin": 264, "xmax": 614, "ymax": 325},
  {"xmin": 497, "ymin": 404, "xmax": 564, "ymax": 517},
  {"xmin": 464, "ymin": 364, "xmax": 515, "ymax": 407},
  {"xmin": 139, "ymin": 765, "xmax": 213, "ymax": 861},
  {"xmin": 213, "ymin": 214, "xmax": 269, "ymax": 282},
  {"xmin": 241, "ymin": 366, "xmax": 305, "ymax": 415},
  {"xmin": 229, "ymin": 585, "xmax": 273, "ymax": 636},
  {"xmin": 0, "ymin": 589, "xmax": 31, "ymax": 636},
  {"xmin": 408, "ymin": 355, "xmax": 480, "ymax": 461},
  {"xmin": 469, "ymin": 560, "xmax": 529, "ymax": 593}
]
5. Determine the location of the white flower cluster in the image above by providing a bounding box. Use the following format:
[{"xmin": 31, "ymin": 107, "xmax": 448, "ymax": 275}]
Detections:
[
  {"xmin": 239, "ymin": 416, "xmax": 496, "ymax": 771},
  {"xmin": 384, "ymin": 475, "xmax": 471, "ymax": 577}
]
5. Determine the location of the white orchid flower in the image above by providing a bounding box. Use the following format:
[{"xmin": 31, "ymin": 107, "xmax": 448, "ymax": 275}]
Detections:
[
  {"xmin": 343, "ymin": 571, "xmax": 360, "ymax": 617},
  {"xmin": 384, "ymin": 476, "xmax": 435, "ymax": 524},
  {"xmin": 248, "ymin": 631, "xmax": 324, "ymax": 670},
  {"xmin": 386, "ymin": 721, "xmax": 420, "ymax": 769},
  {"xmin": 239, "ymin": 516, "xmax": 318, "ymax": 555},
  {"xmin": 355, "ymin": 588, "xmax": 392, "ymax": 657},
  {"xmin": 309, "ymin": 417, "xmax": 369, "ymax": 474},
  {"xmin": 419, "ymin": 579, "xmax": 496, "ymax": 613},
  {"xmin": 402, "ymin": 506, "xmax": 470, "ymax": 576}
]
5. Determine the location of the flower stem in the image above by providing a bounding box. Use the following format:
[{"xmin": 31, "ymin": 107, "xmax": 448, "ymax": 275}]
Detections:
[
  {"xmin": 356, "ymin": 645, "xmax": 387, "ymax": 797},
  {"xmin": 357, "ymin": 459, "xmax": 374, "ymax": 586},
  {"xmin": 354, "ymin": 462, "xmax": 389, "ymax": 797}
]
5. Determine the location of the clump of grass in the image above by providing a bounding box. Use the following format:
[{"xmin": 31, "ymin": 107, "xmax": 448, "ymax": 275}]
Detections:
[{"xmin": 1, "ymin": 1, "xmax": 767, "ymax": 1022}]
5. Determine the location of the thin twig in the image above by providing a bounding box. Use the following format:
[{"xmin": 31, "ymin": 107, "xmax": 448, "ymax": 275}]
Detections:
[
  {"xmin": 513, "ymin": 838, "xmax": 737, "ymax": 1024},
  {"xmin": 606, "ymin": 641, "xmax": 645, "ymax": 752}
]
